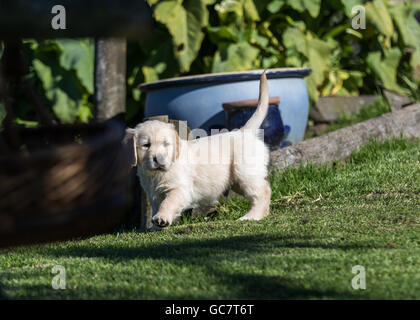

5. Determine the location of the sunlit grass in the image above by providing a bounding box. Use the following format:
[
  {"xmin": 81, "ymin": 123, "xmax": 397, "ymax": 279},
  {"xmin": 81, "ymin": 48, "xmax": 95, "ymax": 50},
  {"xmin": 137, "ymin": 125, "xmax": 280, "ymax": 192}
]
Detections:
[{"xmin": 0, "ymin": 138, "xmax": 419, "ymax": 299}]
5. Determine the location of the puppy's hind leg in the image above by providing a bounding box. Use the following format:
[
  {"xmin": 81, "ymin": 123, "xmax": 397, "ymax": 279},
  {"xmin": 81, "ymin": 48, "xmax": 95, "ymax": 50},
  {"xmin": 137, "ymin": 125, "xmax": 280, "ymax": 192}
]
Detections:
[{"xmin": 237, "ymin": 179, "xmax": 271, "ymax": 221}]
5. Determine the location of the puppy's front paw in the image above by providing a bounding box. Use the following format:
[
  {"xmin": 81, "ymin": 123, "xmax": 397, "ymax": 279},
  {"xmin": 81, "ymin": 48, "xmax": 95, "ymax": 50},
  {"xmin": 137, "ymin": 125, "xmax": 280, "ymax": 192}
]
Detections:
[{"xmin": 152, "ymin": 214, "xmax": 172, "ymax": 228}]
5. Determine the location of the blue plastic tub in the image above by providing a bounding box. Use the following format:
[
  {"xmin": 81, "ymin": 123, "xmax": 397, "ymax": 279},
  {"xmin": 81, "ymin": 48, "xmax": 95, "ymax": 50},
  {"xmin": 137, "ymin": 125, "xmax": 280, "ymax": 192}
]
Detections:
[{"xmin": 139, "ymin": 68, "xmax": 311, "ymax": 146}]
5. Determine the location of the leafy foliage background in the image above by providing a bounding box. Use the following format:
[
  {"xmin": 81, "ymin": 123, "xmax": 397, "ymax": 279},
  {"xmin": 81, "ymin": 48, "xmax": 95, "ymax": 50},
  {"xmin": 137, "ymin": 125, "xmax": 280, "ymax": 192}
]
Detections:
[{"xmin": 1, "ymin": 0, "xmax": 419, "ymax": 126}]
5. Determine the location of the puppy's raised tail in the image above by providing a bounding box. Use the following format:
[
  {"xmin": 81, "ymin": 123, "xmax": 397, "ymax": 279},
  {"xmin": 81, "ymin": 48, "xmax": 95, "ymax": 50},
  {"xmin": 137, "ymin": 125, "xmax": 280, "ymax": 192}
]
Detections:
[{"xmin": 242, "ymin": 70, "xmax": 269, "ymax": 130}]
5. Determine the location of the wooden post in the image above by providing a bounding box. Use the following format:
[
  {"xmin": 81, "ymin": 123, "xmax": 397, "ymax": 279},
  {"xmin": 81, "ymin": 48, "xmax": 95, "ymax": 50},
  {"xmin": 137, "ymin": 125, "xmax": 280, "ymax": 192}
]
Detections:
[
  {"xmin": 124, "ymin": 167, "xmax": 152, "ymax": 231},
  {"xmin": 140, "ymin": 188, "xmax": 153, "ymax": 230},
  {"xmin": 94, "ymin": 38, "xmax": 127, "ymax": 121},
  {"xmin": 94, "ymin": 38, "xmax": 147, "ymax": 230}
]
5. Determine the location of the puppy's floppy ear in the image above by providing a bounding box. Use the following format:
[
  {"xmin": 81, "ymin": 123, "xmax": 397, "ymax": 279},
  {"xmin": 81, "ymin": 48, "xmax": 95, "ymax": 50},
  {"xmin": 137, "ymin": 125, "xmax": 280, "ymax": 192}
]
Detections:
[{"xmin": 123, "ymin": 128, "xmax": 138, "ymax": 167}]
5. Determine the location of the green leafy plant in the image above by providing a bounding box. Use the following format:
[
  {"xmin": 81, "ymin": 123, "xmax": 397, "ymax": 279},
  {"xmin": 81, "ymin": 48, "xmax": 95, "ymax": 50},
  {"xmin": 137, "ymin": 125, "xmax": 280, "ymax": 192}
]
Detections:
[
  {"xmin": 1, "ymin": 0, "xmax": 419, "ymax": 126},
  {"xmin": 0, "ymin": 39, "xmax": 94, "ymax": 127},
  {"xmin": 29, "ymin": 39, "xmax": 94, "ymax": 123},
  {"xmin": 140, "ymin": 0, "xmax": 420, "ymax": 105}
]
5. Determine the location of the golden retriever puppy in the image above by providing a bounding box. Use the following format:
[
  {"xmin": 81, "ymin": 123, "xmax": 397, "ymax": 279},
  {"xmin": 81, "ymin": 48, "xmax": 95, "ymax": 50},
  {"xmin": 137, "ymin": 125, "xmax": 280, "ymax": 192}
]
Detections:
[{"xmin": 126, "ymin": 71, "xmax": 271, "ymax": 228}]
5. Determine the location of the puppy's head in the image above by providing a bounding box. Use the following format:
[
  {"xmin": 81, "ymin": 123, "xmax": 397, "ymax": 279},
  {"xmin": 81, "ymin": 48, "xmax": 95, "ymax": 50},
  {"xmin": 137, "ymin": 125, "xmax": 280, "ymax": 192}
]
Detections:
[{"xmin": 124, "ymin": 120, "xmax": 180, "ymax": 172}]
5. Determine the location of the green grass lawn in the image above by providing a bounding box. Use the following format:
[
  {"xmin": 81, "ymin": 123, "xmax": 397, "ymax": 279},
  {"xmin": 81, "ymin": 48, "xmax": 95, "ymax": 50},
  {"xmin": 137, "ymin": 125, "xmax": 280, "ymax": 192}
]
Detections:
[{"xmin": 0, "ymin": 138, "xmax": 419, "ymax": 299}]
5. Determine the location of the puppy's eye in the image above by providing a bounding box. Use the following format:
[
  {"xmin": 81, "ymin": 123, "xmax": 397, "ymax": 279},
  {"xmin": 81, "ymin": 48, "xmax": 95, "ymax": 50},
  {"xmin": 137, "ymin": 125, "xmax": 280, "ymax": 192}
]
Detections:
[
  {"xmin": 142, "ymin": 143, "xmax": 151, "ymax": 149},
  {"xmin": 163, "ymin": 141, "xmax": 170, "ymax": 147}
]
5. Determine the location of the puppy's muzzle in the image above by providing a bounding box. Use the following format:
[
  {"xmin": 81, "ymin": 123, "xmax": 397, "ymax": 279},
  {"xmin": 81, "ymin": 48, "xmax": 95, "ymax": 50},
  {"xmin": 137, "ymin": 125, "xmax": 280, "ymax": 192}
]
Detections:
[{"xmin": 147, "ymin": 153, "xmax": 169, "ymax": 171}]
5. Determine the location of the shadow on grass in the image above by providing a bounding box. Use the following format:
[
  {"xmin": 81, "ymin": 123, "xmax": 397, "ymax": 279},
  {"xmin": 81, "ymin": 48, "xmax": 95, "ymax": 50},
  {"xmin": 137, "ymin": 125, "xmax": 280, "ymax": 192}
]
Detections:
[
  {"xmin": 27, "ymin": 232, "xmax": 372, "ymax": 299},
  {"xmin": 0, "ymin": 264, "xmax": 359, "ymax": 299},
  {"xmin": 45, "ymin": 232, "xmax": 379, "ymax": 261},
  {"xmin": 210, "ymin": 273, "xmax": 357, "ymax": 299},
  {"xmin": 0, "ymin": 274, "xmax": 358, "ymax": 300},
  {"xmin": 0, "ymin": 285, "xmax": 8, "ymax": 300}
]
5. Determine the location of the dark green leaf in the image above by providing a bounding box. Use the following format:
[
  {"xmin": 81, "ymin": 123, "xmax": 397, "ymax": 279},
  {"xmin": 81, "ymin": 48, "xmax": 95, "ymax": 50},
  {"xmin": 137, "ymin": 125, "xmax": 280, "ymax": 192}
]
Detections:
[
  {"xmin": 55, "ymin": 39, "xmax": 94, "ymax": 94},
  {"xmin": 212, "ymin": 42, "xmax": 259, "ymax": 72}
]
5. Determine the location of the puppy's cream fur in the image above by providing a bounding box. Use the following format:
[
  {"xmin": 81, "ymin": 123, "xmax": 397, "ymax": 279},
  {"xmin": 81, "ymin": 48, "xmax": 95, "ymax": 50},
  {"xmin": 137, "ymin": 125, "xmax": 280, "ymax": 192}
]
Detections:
[{"xmin": 126, "ymin": 71, "xmax": 271, "ymax": 228}]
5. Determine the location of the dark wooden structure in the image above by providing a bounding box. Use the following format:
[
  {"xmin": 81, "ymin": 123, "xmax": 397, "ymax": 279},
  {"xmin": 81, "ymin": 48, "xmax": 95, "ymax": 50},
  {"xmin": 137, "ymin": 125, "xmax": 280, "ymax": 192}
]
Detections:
[
  {"xmin": 0, "ymin": 0, "xmax": 153, "ymax": 248},
  {"xmin": 0, "ymin": 122, "xmax": 131, "ymax": 248}
]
